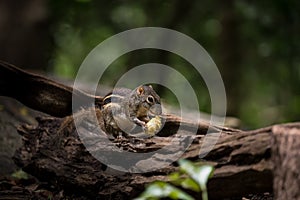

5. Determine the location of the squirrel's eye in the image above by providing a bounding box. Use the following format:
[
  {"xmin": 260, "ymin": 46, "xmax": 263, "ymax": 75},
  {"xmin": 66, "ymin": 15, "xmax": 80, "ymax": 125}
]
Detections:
[{"xmin": 147, "ymin": 95, "xmax": 154, "ymax": 104}]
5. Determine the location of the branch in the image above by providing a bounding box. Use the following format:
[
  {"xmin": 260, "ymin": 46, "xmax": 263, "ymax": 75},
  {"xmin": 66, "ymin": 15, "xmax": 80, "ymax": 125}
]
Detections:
[
  {"xmin": 0, "ymin": 60, "xmax": 237, "ymax": 134},
  {"xmin": 0, "ymin": 60, "xmax": 102, "ymax": 117}
]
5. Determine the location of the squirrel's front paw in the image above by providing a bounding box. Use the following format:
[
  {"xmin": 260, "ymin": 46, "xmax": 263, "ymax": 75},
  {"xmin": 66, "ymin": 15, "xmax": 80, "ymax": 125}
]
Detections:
[
  {"xmin": 133, "ymin": 118, "xmax": 146, "ymax": 127},
  {"xmin": 145, "ymin": 116, "xmax": 162, "ymax": 136}
]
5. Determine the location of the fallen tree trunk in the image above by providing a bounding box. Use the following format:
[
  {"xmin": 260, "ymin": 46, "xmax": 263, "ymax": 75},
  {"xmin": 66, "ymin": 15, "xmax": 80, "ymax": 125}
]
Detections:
[
  {"xmin": 11, "ymin": 111, "xmax": 284, "ymax": 199},
  {"xmin": 1, "ymin": 61, "xmax": 297, "ymax": 199},
  {"xmin": 0, "ymin": 60, "xmax": 102, "ymax": 117}
]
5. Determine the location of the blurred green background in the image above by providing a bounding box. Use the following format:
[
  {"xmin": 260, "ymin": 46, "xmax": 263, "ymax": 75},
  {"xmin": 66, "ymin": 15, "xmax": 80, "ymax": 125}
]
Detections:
[{"xmin": 0, "ymin": 0, "xmax": 299, "ymax": 129}]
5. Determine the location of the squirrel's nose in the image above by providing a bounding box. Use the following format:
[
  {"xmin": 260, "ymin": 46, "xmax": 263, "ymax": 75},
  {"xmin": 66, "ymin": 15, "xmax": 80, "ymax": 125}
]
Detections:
[{"xmin": 149, "ymin": 104, "xmax": 162, "ymax": 115}]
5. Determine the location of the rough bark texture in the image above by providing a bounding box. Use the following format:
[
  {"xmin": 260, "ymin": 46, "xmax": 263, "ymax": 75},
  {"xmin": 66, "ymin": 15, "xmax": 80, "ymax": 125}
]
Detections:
[
  {"xmin": 8, "ymin": 110, "xmax": 284, "ymax": 199},
  {"xmin": 272, "ymin": 124, "xmax": 300, "ymax": 200}
]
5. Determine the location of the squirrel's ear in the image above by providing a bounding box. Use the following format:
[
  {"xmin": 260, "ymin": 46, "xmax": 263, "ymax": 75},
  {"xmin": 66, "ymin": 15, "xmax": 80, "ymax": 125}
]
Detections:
[
  {"xmin": 148, "ymin": 85, "xmax": 153, "ymax": 89},
  {"xmin": 137, "ymin": 86, "xmax": 144, "ymax": 94}
]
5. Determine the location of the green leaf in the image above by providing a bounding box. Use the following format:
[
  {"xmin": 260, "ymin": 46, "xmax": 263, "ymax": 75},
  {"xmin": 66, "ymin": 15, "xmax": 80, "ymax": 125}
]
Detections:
[
  {"xmin": 178, "ymin": 159, "xmax": 214, "ymax": 190},
  {"xmin": 168, "ymin": 172, "xmax": 181, "ymax": 181},
  {"xmin": 11, "ymin": 170, "xmax": 28, "ymax": 179},
  {"xmin": 181, "ymin": 178, "xmax": 200, "ymax": 192},
  {"xmin": 134, "ymin": 181, "xmax": 194, "ymax": 200},
  {"xmin": 197, "ymin": 165, "xmax": 214, "ymax": 188},
  {"xmin": 169, "ymin": 172, "xmax": 200, "ymax": 192},
  {"xmin": 168, "ymin": 172, "xmax": 184, "ymax": 185}
]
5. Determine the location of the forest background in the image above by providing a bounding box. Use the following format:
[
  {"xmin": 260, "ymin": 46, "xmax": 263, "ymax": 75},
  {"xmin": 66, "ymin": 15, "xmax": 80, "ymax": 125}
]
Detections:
[{"xmin": 0, "ymin": 0, "xmax": 299, "ymax": 129}]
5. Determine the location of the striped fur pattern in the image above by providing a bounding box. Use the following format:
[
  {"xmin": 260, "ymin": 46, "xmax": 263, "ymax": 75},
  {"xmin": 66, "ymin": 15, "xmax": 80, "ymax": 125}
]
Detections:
[{"xmin": 101, "ymin": 85, "xmax": 161, "ymax": 137}]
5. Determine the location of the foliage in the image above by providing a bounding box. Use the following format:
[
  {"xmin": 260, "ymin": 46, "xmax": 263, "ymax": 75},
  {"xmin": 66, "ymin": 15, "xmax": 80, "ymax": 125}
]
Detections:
[
  {"xmin": 11, "ymin": 170, "xmax": 29, "ymax": 179},
  {"xmin": 135, "ymin": 159, "xmax": 214, "ymax": 200}
]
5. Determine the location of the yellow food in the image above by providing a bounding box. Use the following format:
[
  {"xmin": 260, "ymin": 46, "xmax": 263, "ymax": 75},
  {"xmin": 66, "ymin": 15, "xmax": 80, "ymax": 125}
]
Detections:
[{"xmin": 145, "ymin": 116, "xmax": 162, "ymax": 136}]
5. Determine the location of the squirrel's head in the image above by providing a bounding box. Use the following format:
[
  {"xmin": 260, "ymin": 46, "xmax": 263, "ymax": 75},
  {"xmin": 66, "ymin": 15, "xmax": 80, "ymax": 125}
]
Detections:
[{"xmin": 135, "ymin": 85, "xmax": 162, "ymax": 118}]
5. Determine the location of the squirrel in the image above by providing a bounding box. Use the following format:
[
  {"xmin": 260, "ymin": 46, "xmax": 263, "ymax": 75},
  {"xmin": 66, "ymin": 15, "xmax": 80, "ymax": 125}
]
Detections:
[
  {"xmin": 100, "ymin": 85, "xmax": 162, "ymax": 138},
  {"xmin": 0, "ymin": 61, "xmax": 163, "ymax": 138}
]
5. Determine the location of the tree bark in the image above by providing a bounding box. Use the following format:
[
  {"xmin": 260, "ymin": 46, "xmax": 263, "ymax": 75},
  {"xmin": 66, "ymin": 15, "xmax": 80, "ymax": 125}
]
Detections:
[
  {"xmin": 218, "ymin": 0, "xmax": 242, "ymax": 115},
  {"xmin": 10, "ymin": 111, "xmax": 285, "ymax": 199},
  {"xmin": 272, "ymin": 124, "xmax": 300, "ymax": 200},
  {"xmin": 0, "ymin": 0, "xmax": 51, "ymax": 70},
  {"xmin": 0, "ymin": 60, "xmax": 101, "ymax": 117}
]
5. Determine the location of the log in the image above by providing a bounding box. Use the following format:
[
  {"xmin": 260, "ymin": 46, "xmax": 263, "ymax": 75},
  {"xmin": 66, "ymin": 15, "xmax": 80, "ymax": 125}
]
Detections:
[
  {"xmin": 0, "ymin": 60, "xmax": 236, "ymax": 135},
  {"xmin": 0, "ymin": 60, "xmax": 102, "ymax": 117},
  {"xmin": 0, "ymin": 60, "xmax": 293, "ymax": 199},
  {"xmin": 271, "ymin": 124, "xmax": 300, "ymax": 200},
  {"xmin": 10, "ymin": 108, "xmax": 283, "ymax": 199}
]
